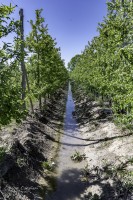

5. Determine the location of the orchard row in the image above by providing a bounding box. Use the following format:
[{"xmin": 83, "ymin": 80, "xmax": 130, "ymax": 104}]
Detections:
[
  {"xmin": 0, "ymin": 5, "xmax": 68, "ymax": 126},
  {"xmin": 70, "ymin": 0, "xmax": 133, "ymax": 126}
]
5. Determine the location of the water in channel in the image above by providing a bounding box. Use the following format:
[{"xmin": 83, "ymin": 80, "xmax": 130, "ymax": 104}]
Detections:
[{"xmin": 46, "ymin": 83, "xmax": 87, "ymax": 200}]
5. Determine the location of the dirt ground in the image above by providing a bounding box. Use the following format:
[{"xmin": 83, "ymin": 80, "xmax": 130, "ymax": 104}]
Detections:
[
  {"xmin": 0, "ymin": 89, "xmax": 67, "ymax": 200},
  {"xmin": 74, "ymin": 92, "xmax": 133, "ymax": 200},
  {"xmin": 0, "ymin": 85, "xmax": 133, "ymax": 200}
]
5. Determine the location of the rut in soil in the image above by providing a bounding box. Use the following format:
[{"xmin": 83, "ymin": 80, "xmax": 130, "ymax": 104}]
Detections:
[{"xmin": 45, "ymin": 83, "xmax": 87, "ymax": 200}]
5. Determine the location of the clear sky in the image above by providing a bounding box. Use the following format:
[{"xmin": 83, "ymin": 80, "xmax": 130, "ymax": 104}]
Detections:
[{"xmin": 1, "ymin": 0, "xmax": 107, "ymax": 66}]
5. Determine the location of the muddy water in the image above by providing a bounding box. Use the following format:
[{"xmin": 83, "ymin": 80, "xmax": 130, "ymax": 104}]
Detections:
[{"xmin": 46, "ymin": 83, "xmax": 87, "ymax": 200}]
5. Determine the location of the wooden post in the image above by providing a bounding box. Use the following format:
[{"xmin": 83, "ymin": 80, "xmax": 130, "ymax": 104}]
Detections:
[
  {"xmin": 19, "ymin": 8, "xmax": 26, "ymax": 109},
  {"xmin": 19, "ymin": 9, "xmax": 34, "ymax": 113}
]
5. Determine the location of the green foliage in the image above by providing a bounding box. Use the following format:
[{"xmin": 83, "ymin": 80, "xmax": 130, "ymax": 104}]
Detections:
[
  {"xmin": 26, "ymin": 9, "xmax": 68, "ymax": 107},
  {"xmin": 0, "ymin": 4, "xmax": 26, "ymax": 126},
  {"xmin": 70, "ymin": 0, "xmax": 133, "ymax": 126},
  {"xmin": 0, "ymin": 4, "xmax": 16, "ymax": 37},
  {"xmin": 0, "ymin": 6, "xmax": 68, "ymax": 126},
  {"xmin": 103, "ymin": 158, "xmax": 133, "ymax": 187},
  {"xmin": 68, "ymin": 54, "xmax": 81, "ymax": 71},
  {"xmin": 42, "ymin": 161, "xmax": 55, "ymax": 171},
  {"xmin": 71, "ymin": 151, "xmax": 86, "ymax": 162}
]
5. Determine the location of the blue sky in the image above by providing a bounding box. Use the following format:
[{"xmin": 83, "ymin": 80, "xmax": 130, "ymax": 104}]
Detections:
[{"xmin": 1, "ymin": 0, "xmax": 107, "ymax": 66}]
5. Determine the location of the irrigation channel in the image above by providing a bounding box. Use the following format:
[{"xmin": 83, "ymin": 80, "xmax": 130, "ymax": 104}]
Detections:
[{"xmin": 46, "ymin": 83, "xmax": 88, "ymax": 200}]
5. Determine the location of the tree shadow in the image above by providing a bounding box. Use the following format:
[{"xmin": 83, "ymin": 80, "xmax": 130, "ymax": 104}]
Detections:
[
  {"xmin": 46, "ymin": 162, "xmax": 133, "ymax": 200},
  {"xmin": 46, "ymin": 168, "xmax": 88, "ymax": 200},
  {"xmin": 83, "ymin": 164, "xmax": 133, "ymax": 200},
  {"xmin": 29, "ymin": 122, "xmax": 133, "ymax": 148},
  {"xmin": 1, "ymin": 164, "xmax": 40, "ymax": 200},
  {"xmin": 27, "ymin": 122, "xmax": 56, "ymax": 142},
  {"xmin": 75, "ymin": 100, "xmax": 113, "ymax": 126},
  {"xmin": 0, "ymin": 144, "xmax": 45, "ymax": 200},
  {"xmin": 0, "ymin": 125, "xmax": 50, "ymax": 200}
]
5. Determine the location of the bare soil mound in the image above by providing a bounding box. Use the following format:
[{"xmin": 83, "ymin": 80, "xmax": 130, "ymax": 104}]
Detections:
[
  {"xmin": 74, "ymin": 92, "xmax": 133, "ymax": 200},
  {"xmin": 0, "ymin": 89, "xmax": 67, "ymax": 200}
]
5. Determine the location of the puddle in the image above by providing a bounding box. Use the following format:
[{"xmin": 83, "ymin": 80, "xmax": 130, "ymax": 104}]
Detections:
[{"xmin": 45, "ymin": 83, "xmax": 87, "ymax": 200}]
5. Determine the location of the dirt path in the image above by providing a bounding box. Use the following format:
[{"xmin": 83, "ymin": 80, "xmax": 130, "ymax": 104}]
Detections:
[
  {"xmin": 1, "ymin": 84, "xmax": 132, "ymax": 199},
  {"xmin": 45, "ymin": 84, "xmax": 133, "ymax": 200},
  {"xmin": 45, "ymin": 83, "xmax": 88, "ymax": 200}
]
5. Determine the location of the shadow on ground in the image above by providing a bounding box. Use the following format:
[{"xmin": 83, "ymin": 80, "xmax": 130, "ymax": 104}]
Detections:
[
  {"xmin": 46, "ymin": 164, "xmax": 133, "ymax": 200},
  {"xmin": 84, "ymin": 163, "xmax": 133, "ymax": 200},
  {"xmin": 0, "ymin": 89, "xmax": 67, "ymax": 200},
  {"xmin": 46, "ymin": 168, "xmax": 87, "ymax": 200}
]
